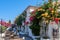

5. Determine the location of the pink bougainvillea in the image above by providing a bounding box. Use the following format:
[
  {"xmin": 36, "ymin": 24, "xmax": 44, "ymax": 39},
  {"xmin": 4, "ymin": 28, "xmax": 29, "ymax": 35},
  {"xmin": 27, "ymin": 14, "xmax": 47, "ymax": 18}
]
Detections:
[
  {"xmin": 24, "ymin": 21, "xmax": 29, "ymax": 25},
  {"xmin": 29, "ymin": 16, "xmax": 34, "ymax": 21},
  {"xmin": 54, "ymin": 18, "xmax": 59, "ymax": 24}
]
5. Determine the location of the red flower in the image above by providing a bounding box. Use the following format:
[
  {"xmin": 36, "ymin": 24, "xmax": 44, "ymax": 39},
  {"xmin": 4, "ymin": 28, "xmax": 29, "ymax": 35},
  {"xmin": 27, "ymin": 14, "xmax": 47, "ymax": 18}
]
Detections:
[
  {"xmin": 29, "ymin": 16, "xmax": 34, "ymax": 21},
  {"xmin": 24, "ymin": 21, "xmax": 29, "ymax": 25},
  {"xmin": 54, "ymin": 18, "xmax": 59, "ymax": 24}
]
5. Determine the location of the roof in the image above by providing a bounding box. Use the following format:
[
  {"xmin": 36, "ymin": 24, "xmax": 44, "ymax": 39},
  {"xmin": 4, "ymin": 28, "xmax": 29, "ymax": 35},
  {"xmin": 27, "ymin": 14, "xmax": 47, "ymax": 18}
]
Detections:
[
  {"xmin": 25, "ymin": 5, "xmax": 37, "ymax": 11},
  {"xmin": 22, "ymin": 5, "xmax": 37, "ymax": 13}
]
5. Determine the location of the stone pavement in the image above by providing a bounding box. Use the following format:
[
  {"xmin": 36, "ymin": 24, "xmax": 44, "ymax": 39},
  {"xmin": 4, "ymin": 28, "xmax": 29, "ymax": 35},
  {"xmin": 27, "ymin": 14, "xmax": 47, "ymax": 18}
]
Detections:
[{"xmin": 0, "ymin": 33, "xmax": 23, "ymax": 40}]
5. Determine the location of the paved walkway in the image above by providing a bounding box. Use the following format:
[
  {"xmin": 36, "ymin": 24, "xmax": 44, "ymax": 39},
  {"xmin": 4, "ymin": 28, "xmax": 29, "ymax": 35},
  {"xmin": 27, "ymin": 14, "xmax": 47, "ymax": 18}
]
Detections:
[
  {"xmin": 0, "ymin": 33, "xmax": 23, "ymax": 40},
  {"xmin": 0, "ymin": 33, "xmax": 33, "ymax": 40}
]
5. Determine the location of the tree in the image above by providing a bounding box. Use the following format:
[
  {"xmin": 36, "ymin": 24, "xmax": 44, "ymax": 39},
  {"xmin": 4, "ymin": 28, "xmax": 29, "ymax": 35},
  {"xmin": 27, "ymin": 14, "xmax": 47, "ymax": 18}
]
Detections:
[
  {"xmin": 14, "ymin": 11, "xmax": 26, "ymax": 26},
  {"xmin": 0, "ymin": 26, "xmax": 7, "ymax": 33}
]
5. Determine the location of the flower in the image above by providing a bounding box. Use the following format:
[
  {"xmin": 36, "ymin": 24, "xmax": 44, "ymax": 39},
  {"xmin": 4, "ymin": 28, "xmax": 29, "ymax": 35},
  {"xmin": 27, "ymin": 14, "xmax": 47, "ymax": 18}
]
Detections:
[
  {"xmin": 44, "ymin": 12, "xmax": 48, "ymax": 17},
  {"xmin": 54, "ymin": 18, "xmax": 59, "ymax": 24},
  {"xmin": 51, "ymin": 10, "xmax": 54, "ymax": 13},
  {"xmin": 47, "ymin": 15, "xmax": 50, "ymax": 18},
  {"xmin": 41, "ymin": 14, "xmax": 45, "ymax": 16},
  {"xmin": 29, "ymin": 16, "xmax": 34, "ymax": 21},
  {"xmin": 24, "ymin": 21, "xmax": 29, "ymax": 25}
]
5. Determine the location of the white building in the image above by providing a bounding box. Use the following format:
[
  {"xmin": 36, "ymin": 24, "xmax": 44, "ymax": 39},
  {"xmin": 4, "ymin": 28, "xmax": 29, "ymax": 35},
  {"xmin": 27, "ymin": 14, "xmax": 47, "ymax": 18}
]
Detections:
[{"xmin": 21, "ymin": 6, "xmax": 38, "ymax": 39}]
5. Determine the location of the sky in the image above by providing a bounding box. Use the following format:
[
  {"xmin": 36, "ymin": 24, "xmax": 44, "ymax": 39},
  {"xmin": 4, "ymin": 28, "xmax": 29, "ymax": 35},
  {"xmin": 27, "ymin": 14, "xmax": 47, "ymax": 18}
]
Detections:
[{"xmin": 0, "ymin": 0, "xmax": 48, "ymax": 23}]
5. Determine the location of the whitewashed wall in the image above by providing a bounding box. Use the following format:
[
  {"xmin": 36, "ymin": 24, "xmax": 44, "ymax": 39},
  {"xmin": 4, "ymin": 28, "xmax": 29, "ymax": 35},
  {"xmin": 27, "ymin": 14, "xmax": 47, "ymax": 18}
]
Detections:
[
  {"xmin": 25, "ymin": 8, "xmax": 34, "ymax": 33},
  {"xmin": 25, "ymin": 7, "xmax": 37, "ymax": 40},
  {"xmin": 25, "ymin": 8, "xmax": 34, "ymax": 23}
]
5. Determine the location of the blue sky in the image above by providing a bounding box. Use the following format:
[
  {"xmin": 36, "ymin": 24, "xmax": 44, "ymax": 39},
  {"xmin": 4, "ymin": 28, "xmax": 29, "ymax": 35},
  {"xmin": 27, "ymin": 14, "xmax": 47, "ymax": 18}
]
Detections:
[{"xmin": 0, "ymin": 0, "xmax": 48, "ymax": 23}]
